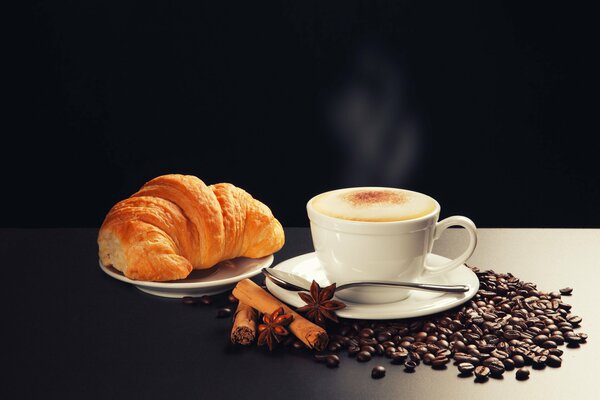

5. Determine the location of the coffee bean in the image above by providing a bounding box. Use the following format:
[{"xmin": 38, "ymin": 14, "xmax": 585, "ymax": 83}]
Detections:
[
  {"xmin": 503, "ymin": 330, "xmax": 522, "ymax": 340},
  {"xmin": 487, "ymin": 359, "xmax": 505, "ymax": 377},
  {"xmin": 548, "ymin": 348, "xmax": 563, "ymax": 357},
  {"xmin": 541, "ymin": 340, "xmax": 557, "ymax": 349},
  {"xmin": 404, "ymin": 360, "xmax": 417, "ymax": 372},
  {"xmin": 503, "ymin": 358, "xmax": 516, "ymax": 371},
  {"xmin": 391, "ymin": 350, "xmax": 408, "ymax": 364},
  {"xmin": 200, "ymin": 295, "xmax": 213, "ymax": 305},
  {"xmin": 347, "ymin": 345, "xmax": 360, "ymax": 357},
  {"xmin": 431, "ymin": 356, "xmax": 450, "ymax": 369},
  {"xmin": 377, "ymin": 332, "xmax": 392, "ymax": 343},
  {"xmin": 360, "ymin": 338, "xmax": 378, "ymax": 346},
  {"xmin": 357, "ymin": 351, "xmax": 372, "ymax": 362},
  {"xmin": 512, "ymin": 355, "xmax": 525, "ymax": 368},
  {"xmin": 559, "ymin": 287, "xmax": 573, "ymax": 295},
  {"xmin": 326, "ymin": 355, "xmax": 340, "ymax": 368},
  {"xmin": 216, "ymin": 307, "xmax": 231, "ymax": 318},
  {"xmin": 577, "ymin": 332, "xmax": 588, "ymax": 343},
  {"xmin": 491, "ymin": 349, "xmax": 509, "ymax": 360},
  {"xmin": 533, "ymin": 334, "xmax": 549, "ymax": 345},
  {"xmin": 360, "ymin": 328, "xmax": 374, "ymax": 338},
  {"xmin": 422, "ymin": 353, "xmax": 436, "ymax": 365},
  {"xmin": 564, "ymin": 331, "xmax": 582, "ymax": 344},
  {"xmin": 532, "ymin": 355, "xmax": 547, "ymax": 369},
  {"xmin": 181, "ymin": 296, "xmax": 197, "ymax": 305},
  {"xmin": 361, "ymin": 345, "xmax": 376, "ymax": 355},
  {"xmin": 474, "ymin": 365, "xmax": 490, "ymax": 380},
  {"xmin": 374, "ymin": 344, "xmax": 385, "ymax": 355},
  {"xmin": 458, "ymin": 362, "xmax": 475, "ymax": 375},
  {"xmin": 546, "ymin": 354, "xmax": 562, "ymax": 368},
  {"xmin": 516, "ymin": 367, "xmax": 530, "ymax": 380},
  {"xmin": 385, "ymin": 347, "xmax": 397, "ymax": 358},
  {"xmin": 371, "ymin": 366, "xmax": 386, "ymax": 379},
  {"xmin": 567, "ymin": 315, "xmax": 583, "ymax": 326}
]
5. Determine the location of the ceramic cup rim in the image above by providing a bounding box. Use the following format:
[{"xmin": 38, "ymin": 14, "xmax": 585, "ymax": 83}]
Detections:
[{"xmin": 307, "ymin": 187, "xmax": 441, "ymax": 234}]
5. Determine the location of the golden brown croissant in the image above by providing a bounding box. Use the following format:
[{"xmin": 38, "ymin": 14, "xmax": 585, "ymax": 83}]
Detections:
[{"xmin": 98, "ymin": 174, "xmax": 285, "ymax": 281}]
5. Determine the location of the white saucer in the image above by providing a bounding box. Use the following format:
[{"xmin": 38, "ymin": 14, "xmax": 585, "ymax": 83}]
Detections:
[
  {"xmin": 99, "ymin": 255, "xmax": 273, "ymax": 298},
  {"xmin": 265, "ymin": 252, "xmax": 479, "ymax": 320}
]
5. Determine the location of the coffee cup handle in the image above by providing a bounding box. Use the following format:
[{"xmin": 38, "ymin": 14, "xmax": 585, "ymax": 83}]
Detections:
[{"xmin": 423, "ymin": 216, "xmax": 477, "ymax": 275}]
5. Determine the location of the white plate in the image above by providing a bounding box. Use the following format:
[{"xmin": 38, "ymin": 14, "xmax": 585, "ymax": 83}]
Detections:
[
  {"xmin": 99, "ymin": 255, "xmax": 273, "ymax": 298},
  {"xmin": 265, "ymin": 252, "xmax": 479, "ymax": 319}
]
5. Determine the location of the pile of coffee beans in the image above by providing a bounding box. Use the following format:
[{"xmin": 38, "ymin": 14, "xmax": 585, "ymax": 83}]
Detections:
[{"xmin": 312, "ymin": 266, "xmax": 587, "ymax": 381}]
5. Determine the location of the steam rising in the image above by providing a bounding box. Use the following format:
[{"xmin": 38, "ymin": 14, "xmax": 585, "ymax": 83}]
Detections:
[{"xmin": 326, "ymin": 42, "xmax": 421, "ymax": 187}]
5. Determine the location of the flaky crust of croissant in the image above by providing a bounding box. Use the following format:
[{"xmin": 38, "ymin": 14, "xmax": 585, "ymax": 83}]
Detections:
[{"xmin": 98, "ymin": 174, "xmax": 285, "ymax": 281}]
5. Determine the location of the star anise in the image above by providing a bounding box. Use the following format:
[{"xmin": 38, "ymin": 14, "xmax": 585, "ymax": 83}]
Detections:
[
  {"xmin": 296, "ymin": 280, "xmax": 346, "ymax": 325},
  {"xmin": 257, "ymin": 307, "xmax": 294, "ymax": 351}
]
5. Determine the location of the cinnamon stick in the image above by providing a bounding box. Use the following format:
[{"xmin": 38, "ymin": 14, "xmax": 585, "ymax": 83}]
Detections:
[
  {"xmin": 232, "ymin": 279, "xmax": 329, "ymax": 351},
  {"xmin": 230, "ymin": 301, "xmax": 257, "ymax": 345}
]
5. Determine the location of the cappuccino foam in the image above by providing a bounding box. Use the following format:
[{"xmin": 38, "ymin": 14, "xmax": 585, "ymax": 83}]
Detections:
[{"xmin": 312, "ymin": 188, "xmax": 437, "ymax": 222}]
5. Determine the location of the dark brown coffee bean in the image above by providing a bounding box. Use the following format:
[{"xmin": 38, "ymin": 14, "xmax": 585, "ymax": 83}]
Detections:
[
  {"xmin": 474, "ymin": 365, "xmax": 490, "ymax": 380},
  {"xmin": 404, "ymin": 360, "xmax": 417, "ymax": 372},
  {"xmin": 503, "ymin": 358, "xmax": 516, "ymax": 371},
  {"xmin": 548, "ymin": 348, "xmax": 563, "ymax": 357},
  {"xmin": 327, "ymin": 342, "xmax": 341, "ymax": 352},
  {"xmin": 431, "ymin": 356, "xmax": 450, "ymax": 369},
  {"xmin": 360, "ymin": 328, "xmax": 375, "ymax": 338},
  {"xmin": 533, "ymin": 335, "xmax": 549, "ymax": 345},
  {"xmin": 216, "ymin": 307, "xmax": 231, "ymax": 318},
  {"xmin": 454, "ymin": 352, "xmax": 472, "ymax": 363},
  {"xmin": 181, "ymin": 296, "xmax": 197, "ymax": 305},
  {"xmin": 483, "ymin": 357, "xmax": 501, "ymax": 367},
  {"xmin": 487, "ymin": 359, "xmax": 505, "ymax": 377},
  {"xmin": 436, "ymin": 349, "xmax": 452, "ymax": 358},
  {"xmin": 491, "ymin": 349, "xmax": 509, "ymax": 360},
  {"xmin": 381, "ymin": 341, "xmax": 396, "ymax": 349},
  {"xmin": 200, "ymin": 295, "xmax": 213, "ymax": 305},
  {"xmin": 453, "ymin": 340, "xmax": 467, "ymax": 352},
  {"xmin": 541, "ymin": 340, "xmax": 557, "ymax": 349},
  {"xmin": 361, "ymin": 345, "xmax": 376, "ymax": 355},
  {"xmin": 357, "ymin": 351, "xmax": 372, "ymax": 362},
  {"xmin": 377, "ymin": 332, "xmax": 392, "ymax": 343},
  {"xmin": 374, "ymin": 344, "xmax": 385, "ymax": 355},
  {"xmin": 546, "ymin": 354, "xmax": 562, "ymax": 368},
  {"xmin": 359, "ymin": 338, "xmax": 378, "ymax": 346},
  {"xmin": 512, "ymin": 355, "xmax": 525, "ymax": 368},
  {"xmin": 422, "ymin": 353, "xmax": 435, "ymax": 365},
  {"xmin": 371, "ymin": 366, "xmax": 386, "ymax": 379},
  {"xmin": 385, "ymin": 347, "xmax": 397, "ymax": 358},
  {"xmin": 326, "ymin": 355, "xmax": 340, "ymax": 368},
  {"xmin": 577, "ymin": 332, "xmax": 588, "ymax": 342},
  {"xmin": 458, "ymin": 362, "xmax": 475, "ymax": 375},
  {"xmin": 516, "ymin": 367, "xmax": 530, "ymax": 380},
  {"xmin": 347, "ymin": 345, "xmax": 360, "ymax": 357},
  {"xmin": 564, "ymin": 331, "xmax": 582, "ymax": 344},
  {"xmin": 567, "ymin": 315, "xmax": 582, "ymax": 326},
  {"xmin": 503, "ymin": 330, "xmax": 522, "ymax": 340},
  {"xmin": 559, "ymin": 287, "xmax": 573, "ymax": 295},
  {"xmin": 532, "ymin": 355, "xmax": 547, "ymax": 369},
  {"xmin": 391, "ymin": 348, "xmax": 408, "ymax": 364}
]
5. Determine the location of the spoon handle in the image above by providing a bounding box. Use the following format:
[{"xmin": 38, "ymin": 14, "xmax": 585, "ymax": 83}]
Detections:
[{"xmin": 336, "ymin": 281, "xmax": 470, "ymax": 293}]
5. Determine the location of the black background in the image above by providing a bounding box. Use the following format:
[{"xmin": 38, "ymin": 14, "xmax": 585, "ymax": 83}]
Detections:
[{"xmin": 5, "ymin": 1, "xmax": 598, "ymax": 228}]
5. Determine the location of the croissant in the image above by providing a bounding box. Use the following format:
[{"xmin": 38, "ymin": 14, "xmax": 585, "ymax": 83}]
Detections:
[{"xmin": 98, "ymin": 174, "xmax": 285, "ymax": 281}]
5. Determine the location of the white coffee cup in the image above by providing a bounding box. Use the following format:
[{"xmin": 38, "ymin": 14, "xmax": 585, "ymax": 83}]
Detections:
[{"xmin": 307, "ymin": 187, "xmax": 477, "ymax": 304}]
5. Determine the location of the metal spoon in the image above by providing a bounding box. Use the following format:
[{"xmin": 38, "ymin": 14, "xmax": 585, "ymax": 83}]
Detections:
[{"xmin": 262, "ymin": 268, "xmax": 470, "ymax": 294}]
